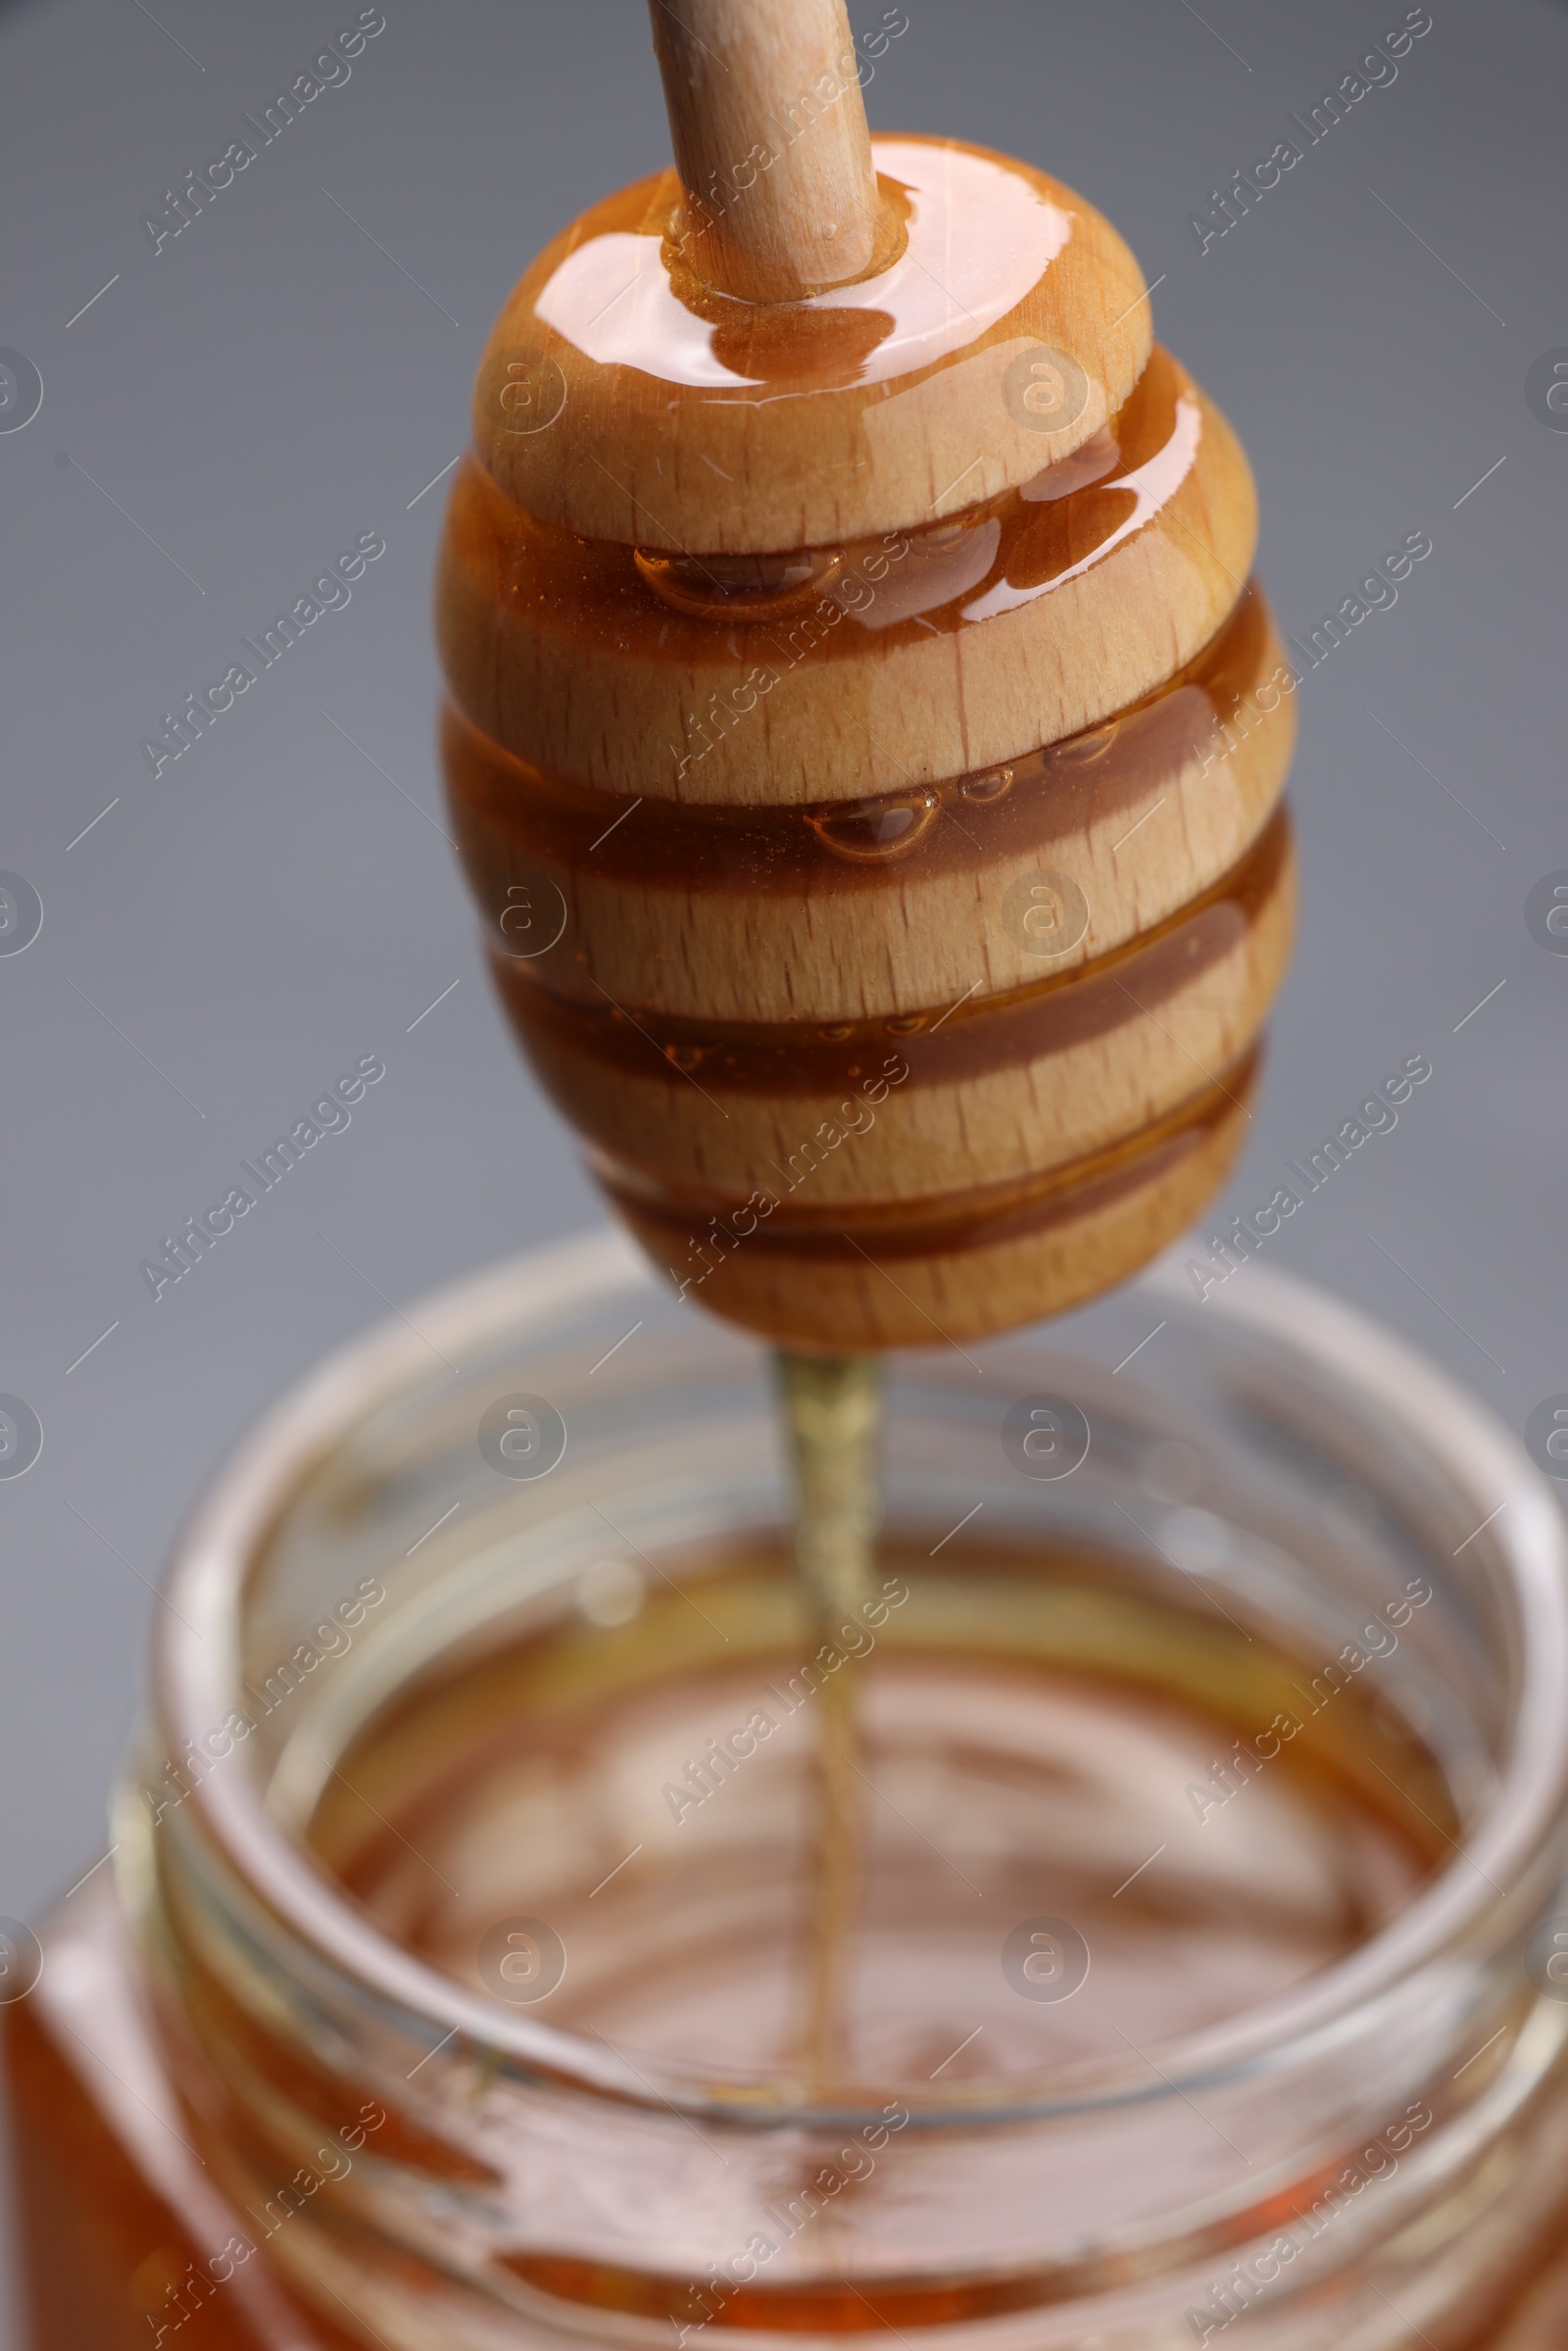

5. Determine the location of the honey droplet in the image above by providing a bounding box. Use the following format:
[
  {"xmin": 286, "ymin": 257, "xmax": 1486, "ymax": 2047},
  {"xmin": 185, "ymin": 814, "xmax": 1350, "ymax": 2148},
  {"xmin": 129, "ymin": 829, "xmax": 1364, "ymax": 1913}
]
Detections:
[
  {"xmin": 807, "ymin": 791, "xmax": 939, "ymax": 862},
  {"xmin": 634, "ymin": 547, "xmax": 841, "ymax": 621},
  {"xmin": 664, "ymin": 1042, "xmax": 705, "ymax": 1072},
  {"xmin": 885, "ymin": 1012, "xmax": 927, "ymax": 1037}
]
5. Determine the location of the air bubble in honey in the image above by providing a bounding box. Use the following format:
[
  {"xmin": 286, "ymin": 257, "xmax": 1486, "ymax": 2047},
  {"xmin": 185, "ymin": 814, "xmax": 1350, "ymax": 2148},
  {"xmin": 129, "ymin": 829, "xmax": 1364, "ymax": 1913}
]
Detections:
[
  {"xmin": 807, "ymin": 793, "xmax": 939, "ymax": 862},
  {"xmin": 960, "ymin": 767, "xmax": 1014, "ymax": 804}
]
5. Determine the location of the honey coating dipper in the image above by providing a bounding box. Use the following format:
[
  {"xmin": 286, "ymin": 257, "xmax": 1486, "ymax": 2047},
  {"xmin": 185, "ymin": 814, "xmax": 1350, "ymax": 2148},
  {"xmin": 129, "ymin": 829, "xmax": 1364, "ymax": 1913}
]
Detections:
[{"xmin": 436, "ymin": 0, "xmax": 1296, "ymax": 1353}]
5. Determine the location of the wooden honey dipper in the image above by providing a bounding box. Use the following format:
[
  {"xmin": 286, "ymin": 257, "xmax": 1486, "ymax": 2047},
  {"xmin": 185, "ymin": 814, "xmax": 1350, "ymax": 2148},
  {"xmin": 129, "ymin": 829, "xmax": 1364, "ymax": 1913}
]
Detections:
[
  {"xmin": 437, "ymin": 0, "xmax": 1296, "ymax": 1361},
  {"xmin": 435, "ymin": 0, "xmax": 1296, "ymax": 2091}
]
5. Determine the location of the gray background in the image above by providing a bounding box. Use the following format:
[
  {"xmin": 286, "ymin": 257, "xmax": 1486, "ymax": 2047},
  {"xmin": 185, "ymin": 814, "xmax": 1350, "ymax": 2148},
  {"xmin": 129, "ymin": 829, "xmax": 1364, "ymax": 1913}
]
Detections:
[{"xmin": 1, "ymin": 0, "xmax": 1565, "ymax": 2333}]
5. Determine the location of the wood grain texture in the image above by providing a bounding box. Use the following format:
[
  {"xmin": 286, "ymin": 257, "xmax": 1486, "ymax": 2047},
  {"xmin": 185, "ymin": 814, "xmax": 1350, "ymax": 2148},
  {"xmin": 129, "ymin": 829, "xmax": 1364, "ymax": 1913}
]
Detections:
[
  {"xmin": 603, "ymin": 1074, "xmax": 1255, "ymax": 1351},
  {"xmin": 445, "ymin": 584, "xmax": 1294, "ymax": 1024},
  {"xmin": 647, "ymin": 0, "xmax": 884, "ymax": 302},
  {"xmin": 492, "ymin": 813, "xmax": 1293, "ymax": 1207},
  {"xmin": 471, "ymin": 141, "xmax": 1151, "ymax": 553},
  {"xmin": 442, "ymin": 351, "xmax": 1256, "ymax": 807}
]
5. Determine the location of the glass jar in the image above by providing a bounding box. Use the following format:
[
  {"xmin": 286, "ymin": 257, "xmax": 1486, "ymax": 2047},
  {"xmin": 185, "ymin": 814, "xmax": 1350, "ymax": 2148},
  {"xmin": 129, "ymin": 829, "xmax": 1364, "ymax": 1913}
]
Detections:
[{"xmin": 8, "ymin": 1230, "xmax": 1568, "ymax": 2351}]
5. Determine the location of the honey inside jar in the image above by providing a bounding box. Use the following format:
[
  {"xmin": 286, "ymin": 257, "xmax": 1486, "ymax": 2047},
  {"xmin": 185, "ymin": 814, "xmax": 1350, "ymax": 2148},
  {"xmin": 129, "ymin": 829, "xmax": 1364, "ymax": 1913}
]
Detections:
[{"xmin": 9, "ymin": 1261, "xmax": 1568, "ymax": 2350}]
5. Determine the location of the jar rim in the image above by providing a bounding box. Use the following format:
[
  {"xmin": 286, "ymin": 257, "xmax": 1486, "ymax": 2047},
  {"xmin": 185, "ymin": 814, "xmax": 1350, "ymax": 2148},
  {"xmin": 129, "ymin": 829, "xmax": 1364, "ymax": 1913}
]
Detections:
[{"xmin": 142, "ymin": 1229, "xmax": 1568, "ymax": 2125}]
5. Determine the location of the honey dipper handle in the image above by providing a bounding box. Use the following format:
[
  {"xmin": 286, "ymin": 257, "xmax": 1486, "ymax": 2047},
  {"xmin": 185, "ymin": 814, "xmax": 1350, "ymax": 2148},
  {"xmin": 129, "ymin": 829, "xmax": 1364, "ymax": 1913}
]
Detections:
[{"xmin": 647, "ymin": 0, "xmax": 884, "ymax": 302}]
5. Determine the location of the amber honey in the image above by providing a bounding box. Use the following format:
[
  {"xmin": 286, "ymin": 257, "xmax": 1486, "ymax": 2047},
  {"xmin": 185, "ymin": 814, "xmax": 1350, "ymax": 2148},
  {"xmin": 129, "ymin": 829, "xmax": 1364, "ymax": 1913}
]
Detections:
[
  {"xmin": 312, "ymin": 1541, "xmax": 1451, "ymax": 2083},
  {"xmin": 12, "ymin": 1539, "xmax": 1568, "ymax": 2349}
]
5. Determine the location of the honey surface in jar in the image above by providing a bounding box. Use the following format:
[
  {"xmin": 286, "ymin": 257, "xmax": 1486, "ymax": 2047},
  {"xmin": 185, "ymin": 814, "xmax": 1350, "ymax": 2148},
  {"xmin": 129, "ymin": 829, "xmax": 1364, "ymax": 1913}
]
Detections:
[{"xmin": 10, "ymin": 1516, "xmax": 1568, "ymax": 2351}]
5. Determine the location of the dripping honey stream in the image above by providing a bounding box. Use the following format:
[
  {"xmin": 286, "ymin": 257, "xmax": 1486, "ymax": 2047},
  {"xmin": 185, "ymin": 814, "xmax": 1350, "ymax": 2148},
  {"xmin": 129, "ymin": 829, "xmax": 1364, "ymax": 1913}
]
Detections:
[{"xmin": 774, "ymin": 1349, "xmax": 883, "ymax": 2093}]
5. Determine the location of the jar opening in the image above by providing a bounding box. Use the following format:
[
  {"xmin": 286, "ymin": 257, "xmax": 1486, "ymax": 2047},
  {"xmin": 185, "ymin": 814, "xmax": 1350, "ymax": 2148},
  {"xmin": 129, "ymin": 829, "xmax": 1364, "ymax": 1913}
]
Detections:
[{"xmin": 135, "ymin": 1237, "xmax": 1568, "ymax": 2134}]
